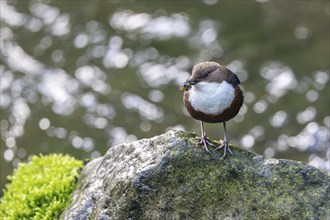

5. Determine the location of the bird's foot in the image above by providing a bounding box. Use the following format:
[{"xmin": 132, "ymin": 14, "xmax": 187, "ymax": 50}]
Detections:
[
  {"xmin": 215, "ymin": 141, "xmax": 233, "ymax": 159},
  {"xmin": 198, "ymin": 135, "xmax": 216, "ymax": 153}
]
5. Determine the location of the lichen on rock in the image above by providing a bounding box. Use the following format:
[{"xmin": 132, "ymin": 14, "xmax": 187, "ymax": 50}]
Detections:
[{"xmin": 61, "ymin": 130, "xmax": 330, "ymax": 220}]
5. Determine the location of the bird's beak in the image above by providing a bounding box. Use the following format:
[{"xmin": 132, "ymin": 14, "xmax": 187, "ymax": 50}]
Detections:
[{"xmin": 179, "ymin": 79, "xmax": 197, "ymax": 91}]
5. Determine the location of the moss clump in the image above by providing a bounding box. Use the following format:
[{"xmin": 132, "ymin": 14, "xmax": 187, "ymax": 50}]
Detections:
[{"xmin": 0, "ymin": 154, "xmax": 83, "ymax": 220}]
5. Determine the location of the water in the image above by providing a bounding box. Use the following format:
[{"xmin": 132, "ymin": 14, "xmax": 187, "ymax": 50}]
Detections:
[{"xmin": 1, "ymin": 1, "xmax": 329, "ymax": 193}]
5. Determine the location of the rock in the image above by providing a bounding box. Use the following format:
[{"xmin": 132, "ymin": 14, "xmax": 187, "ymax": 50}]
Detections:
[{"xmin": 61, "ymin": 130, "xmax": 330, "ymax": 220}]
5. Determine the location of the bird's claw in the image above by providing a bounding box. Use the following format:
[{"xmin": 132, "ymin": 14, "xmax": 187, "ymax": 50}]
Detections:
[
  {"xmin": 198, "ymin": 135, "xmax": 215, "ymax": 153},
  {"xmin": 215, "ymin": 141, "xmax": 233, "ymax": 159},
  {"xmin": 198, "ymin": 136, "xmax": 233, "ymax": 159}
]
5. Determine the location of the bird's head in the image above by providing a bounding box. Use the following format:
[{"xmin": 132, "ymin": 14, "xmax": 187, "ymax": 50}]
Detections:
[{"xmin": 179, "ymin": 62, "xmax": 228, "ymax": 91}]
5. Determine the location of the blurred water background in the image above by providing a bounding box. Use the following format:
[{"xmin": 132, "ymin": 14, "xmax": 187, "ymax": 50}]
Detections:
[{"xmin": 1, "ymin": 1, "xmax": 329, "ymax": 194}]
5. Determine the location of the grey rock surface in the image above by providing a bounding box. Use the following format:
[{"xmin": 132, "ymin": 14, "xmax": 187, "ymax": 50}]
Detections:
[{"xmin": 61, "ymin": 130, "xmax": 330, "ymax": 220}]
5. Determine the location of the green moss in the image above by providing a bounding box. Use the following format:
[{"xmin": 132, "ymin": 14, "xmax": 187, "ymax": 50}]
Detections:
[{"xmin": 0, "ymin": 154, "xmax": 83, "ymax": 220}]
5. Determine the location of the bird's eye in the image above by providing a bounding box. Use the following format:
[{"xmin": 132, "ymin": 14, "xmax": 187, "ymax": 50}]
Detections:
[{"xmin": 203, "ymin": 70, "xmax": 213, "ymax": 77}]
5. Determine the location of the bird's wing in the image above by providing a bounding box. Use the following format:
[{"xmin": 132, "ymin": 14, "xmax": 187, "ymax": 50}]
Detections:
[{"xmin": 226, "ymin": 69, "xmax": 241, "ymax": 85}]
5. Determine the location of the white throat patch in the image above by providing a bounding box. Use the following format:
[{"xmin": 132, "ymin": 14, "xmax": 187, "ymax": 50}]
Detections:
[{"xmin": 188, "ymin": 81, "xmax": 235, "ymax": 115}]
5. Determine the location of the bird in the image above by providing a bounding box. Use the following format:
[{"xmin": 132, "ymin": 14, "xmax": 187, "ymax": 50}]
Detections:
[{"xmin": 180, "ymin": 61, "xmax": 244, "ymax": 158}]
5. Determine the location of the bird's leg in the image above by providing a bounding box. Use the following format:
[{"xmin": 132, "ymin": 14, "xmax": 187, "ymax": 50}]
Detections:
[
  {"xmin": 198, "ymin": 121, "xmax": 215, "ymax": 153},
  {"xmin": 216, "ymin": 121, "xmax": 233, "ymax": 159}
]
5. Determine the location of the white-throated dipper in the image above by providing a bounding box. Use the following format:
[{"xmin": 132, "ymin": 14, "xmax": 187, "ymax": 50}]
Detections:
[{"xmin": 180, "ymin": 61, "xmax": 244, "ymax": 158}]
